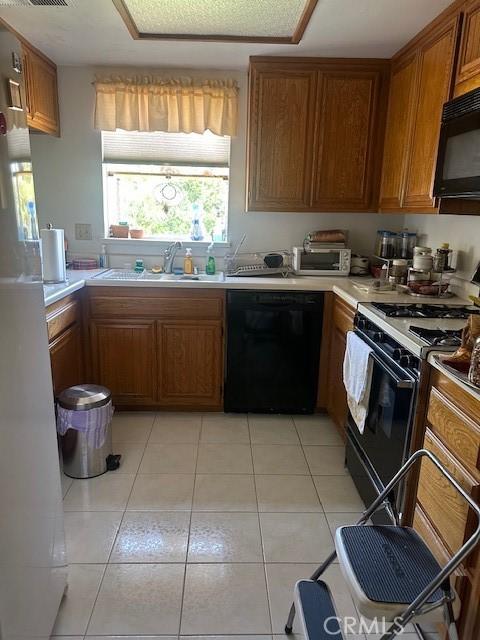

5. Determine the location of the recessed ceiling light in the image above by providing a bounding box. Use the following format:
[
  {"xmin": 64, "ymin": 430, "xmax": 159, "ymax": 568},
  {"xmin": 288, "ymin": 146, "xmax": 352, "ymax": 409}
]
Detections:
[{"xmin": 113, "ymin": 0, "xmax": 318, "ymax": 44}]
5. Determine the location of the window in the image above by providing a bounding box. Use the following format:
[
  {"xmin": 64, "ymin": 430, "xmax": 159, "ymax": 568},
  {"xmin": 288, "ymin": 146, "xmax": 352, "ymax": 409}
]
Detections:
[{"xmin": 102, "ymin": 130, "xmax": 230, "ymax": 241}]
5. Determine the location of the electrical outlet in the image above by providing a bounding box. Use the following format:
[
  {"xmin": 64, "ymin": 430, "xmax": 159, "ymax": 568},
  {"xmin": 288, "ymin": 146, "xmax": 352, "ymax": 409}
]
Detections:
[{"xmin": 75, "ymin": 223, "xmax": 92, "ymax": 241}]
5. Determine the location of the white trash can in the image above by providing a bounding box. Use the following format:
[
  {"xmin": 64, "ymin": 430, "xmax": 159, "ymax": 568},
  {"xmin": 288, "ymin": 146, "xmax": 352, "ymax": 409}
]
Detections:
[{"xmin": 57, "ymin": 384, "xmax": 120, "ymax": 479}]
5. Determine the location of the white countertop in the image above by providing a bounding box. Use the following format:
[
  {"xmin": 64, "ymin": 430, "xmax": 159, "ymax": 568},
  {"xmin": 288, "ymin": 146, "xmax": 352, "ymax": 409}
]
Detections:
[
  {"xmin": 43, "ymin": 269, "xmax": 107, "ymax": 306},
  {"xmin": 428, "ymin": 351, "xmax": 480, "ymax": 401},
  {"xmin": 44, "ymin": 269, "xmax": 468, "ymax": 310}
]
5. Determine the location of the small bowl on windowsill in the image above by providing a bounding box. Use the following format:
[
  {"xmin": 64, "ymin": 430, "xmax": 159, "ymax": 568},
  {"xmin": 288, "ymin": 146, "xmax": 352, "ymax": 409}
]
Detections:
[{"xmin": 130, "ymin": 229, "xmax": 144, "ymax": 239}]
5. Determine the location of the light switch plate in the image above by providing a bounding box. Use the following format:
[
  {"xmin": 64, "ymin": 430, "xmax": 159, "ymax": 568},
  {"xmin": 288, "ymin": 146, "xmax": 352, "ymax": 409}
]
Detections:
[{"xmin": 75, "ymin": 223, "xmax": 92, "ymax": 241}]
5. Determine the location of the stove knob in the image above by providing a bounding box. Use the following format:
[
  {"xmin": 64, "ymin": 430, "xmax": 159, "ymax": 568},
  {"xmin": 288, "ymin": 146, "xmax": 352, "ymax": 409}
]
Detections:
[
  {"xmin": 392, "ymin": 348, "xmax": 404, "ymax": 361},
  {"xmin": 356, "ymin": 317, "xmax": 367, "ymax": 331},
  {"xmin": 399, "ymin": 354, "xmax": 417, "ymax": 368},
  {"xmin": 372, "ymin": 331, "xmax": 385, "ymax": 342}
]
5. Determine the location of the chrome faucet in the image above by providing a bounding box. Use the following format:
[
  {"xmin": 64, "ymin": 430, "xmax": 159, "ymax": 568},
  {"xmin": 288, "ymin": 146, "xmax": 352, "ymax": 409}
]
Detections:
[{"xmin": 164, "ymin": 241, "xmax": 182, "ymax": 273}]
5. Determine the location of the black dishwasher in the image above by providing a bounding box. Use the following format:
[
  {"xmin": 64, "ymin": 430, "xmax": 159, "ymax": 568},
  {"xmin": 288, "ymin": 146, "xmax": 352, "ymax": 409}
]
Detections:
[{"xmin": 224, "ymin": 290, "xmax": 323, "ymax": 413}]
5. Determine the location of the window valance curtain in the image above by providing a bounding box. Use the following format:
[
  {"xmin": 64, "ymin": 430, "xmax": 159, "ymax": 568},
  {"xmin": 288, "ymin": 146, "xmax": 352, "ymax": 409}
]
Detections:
[{"xmin": 94, "ymin": 76, "xmax": 239, "ymax": 137}]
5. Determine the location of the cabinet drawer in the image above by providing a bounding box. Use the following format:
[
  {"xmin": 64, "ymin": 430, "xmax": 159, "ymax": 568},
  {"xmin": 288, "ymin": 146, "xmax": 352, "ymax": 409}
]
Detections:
[
  {"xmin": 413, "ymin": 505, "xmax": 465, "ymax": 577},
  {"xmin": 333, "ymin": 296, "xmax": 355, "ymax": 334},
  {"xmin": 427, "ymin": 387, "xmax": 480, "ymax": 479},
  {"xmin": 418, "ymin": 430, "xmax": 480, "ymax": 564},
  {"xmin": 88, "ymin": 289, "xmax": 224, "ymax": 320},
  {"xmin": 46, "ymin": 296, "xmax": 81, "ymax": 343}
]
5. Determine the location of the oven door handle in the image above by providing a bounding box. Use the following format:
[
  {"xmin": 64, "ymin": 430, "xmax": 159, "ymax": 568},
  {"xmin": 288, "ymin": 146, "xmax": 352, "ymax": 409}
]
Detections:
[{"xmin": 369, "ymin": 352, "xmax": 415, "ymax": 389}]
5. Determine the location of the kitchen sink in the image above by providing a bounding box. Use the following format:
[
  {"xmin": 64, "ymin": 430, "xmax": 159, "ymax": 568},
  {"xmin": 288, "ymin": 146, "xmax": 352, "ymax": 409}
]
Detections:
[{"xmin": 94, "ymin": 269, "xmax": 224, "ymax": 282}]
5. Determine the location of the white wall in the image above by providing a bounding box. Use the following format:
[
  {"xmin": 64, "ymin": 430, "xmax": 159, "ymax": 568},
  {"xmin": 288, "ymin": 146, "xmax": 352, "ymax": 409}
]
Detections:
[
  {"xmin": 30, "ymin": 65, "xmax": 407, "ymax": 270},
  {"xmin": 404, "ymin": 213, "xmax": 480, "ymax": 297},
  {"xmin": 30, "ymin": 67, "xmax": 104, "ymax": 257}
]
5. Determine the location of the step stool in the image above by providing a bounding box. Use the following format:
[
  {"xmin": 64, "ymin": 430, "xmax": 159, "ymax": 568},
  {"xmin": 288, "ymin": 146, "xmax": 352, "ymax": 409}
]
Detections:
[{"xmin": 285, "ymin": 449, "xmax": 480, "ymax": 640}]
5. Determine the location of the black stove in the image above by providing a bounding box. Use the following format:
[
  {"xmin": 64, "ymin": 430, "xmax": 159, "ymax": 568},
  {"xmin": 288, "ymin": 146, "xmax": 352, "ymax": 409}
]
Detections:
[
  {"xmin": 371, "ymin": 302, "xmax": 480, "ymax": 319},
  {"xmin": 409, "ymin": 325, "xmax": 463, "ymax": 347}
]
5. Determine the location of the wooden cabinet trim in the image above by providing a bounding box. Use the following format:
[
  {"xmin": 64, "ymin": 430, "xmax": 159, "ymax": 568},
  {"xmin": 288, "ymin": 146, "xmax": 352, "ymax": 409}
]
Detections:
[
  {"xmin": 333, "ymin": 295, "xmax": 355, "ymax": 334},
  {"xmin": 391, "ymin": 0, "xmax": 464, "ymax": 62},
  {"xmin": 326, "ymin": 295, "xmax": 355, "ymax": 438}
]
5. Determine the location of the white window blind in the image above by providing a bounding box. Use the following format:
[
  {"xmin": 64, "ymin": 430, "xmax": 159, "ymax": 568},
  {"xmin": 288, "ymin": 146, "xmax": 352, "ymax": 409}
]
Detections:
[{"xmin": 102, "ymin": 130, "xmax": 230, "ymax": 167}]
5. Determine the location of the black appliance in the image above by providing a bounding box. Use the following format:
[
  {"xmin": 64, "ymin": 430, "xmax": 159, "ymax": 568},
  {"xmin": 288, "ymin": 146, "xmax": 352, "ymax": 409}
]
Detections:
[
  {"xmin": 434, "ymin": 87, "xmax": 480, "ymax": 198},
  {"xmin": 371, "ymin": 302, "xmax": 479, "ymax": 319},
  {"xmin": 346, "ymin": 314, "xmax": 419, "ymax": 524},
  {"xmin": 409, "ymin": 325, "xmax": 462, "ymax": 347},
  {"xmin": 224, "ymin": 290, "xmax": 323, "ymax": 413}
]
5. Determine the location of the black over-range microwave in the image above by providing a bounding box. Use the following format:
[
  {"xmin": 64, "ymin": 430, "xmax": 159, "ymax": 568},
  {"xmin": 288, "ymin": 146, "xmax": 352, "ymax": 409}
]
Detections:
[{"xmin": 434, "ymin": 87, "xmax": 480, "ymax": 199}]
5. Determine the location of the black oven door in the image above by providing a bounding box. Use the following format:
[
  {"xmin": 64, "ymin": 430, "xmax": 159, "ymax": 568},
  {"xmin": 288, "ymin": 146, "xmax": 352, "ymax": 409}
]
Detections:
[
  {"xmin": 346, "ymin": 348, "xmax": 416, "ymax": 521},
  {"xmin": 434, "ymin": 110, "xmax": 480, "ymax": 197}
]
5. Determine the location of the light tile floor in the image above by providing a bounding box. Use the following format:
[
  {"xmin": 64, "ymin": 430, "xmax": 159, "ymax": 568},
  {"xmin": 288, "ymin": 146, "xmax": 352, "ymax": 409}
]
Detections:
[{"xmin": 55, "ymin": 411, "xmax": 438, "ymax": 640}]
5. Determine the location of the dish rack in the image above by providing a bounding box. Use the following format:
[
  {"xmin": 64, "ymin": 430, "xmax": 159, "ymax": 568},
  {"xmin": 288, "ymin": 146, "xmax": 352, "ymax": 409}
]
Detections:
[{"xmin": 225, "ymin": 250, "xmax": 293, "ymax": 278}]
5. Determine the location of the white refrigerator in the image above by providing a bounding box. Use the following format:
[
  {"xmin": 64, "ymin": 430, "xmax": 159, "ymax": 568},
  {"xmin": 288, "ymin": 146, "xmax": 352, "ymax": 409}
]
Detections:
[{"xmin": 0, "ymin": 25, "xmax": 67, "ymax": 639}]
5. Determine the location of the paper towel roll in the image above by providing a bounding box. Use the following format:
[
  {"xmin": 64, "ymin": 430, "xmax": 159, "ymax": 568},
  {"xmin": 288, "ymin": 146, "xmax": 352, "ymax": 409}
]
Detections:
[{"xmin": 41, "ymin": 225, "xmax": 66, "ymax": 283}]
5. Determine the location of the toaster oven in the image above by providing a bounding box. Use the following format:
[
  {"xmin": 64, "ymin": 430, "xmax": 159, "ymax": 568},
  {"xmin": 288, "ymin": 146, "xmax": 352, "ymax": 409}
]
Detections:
[{"xmin": 292, "ymin": 246, "xmax": 351, "ymax": 276}]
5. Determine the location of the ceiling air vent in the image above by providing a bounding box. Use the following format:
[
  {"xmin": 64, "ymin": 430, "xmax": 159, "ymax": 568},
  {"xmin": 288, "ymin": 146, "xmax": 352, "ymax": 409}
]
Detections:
[
  {"xmin": 29, "ymin": 0, "xmax": 68, "ymax": 5},
  {"xmin": 0, "ymin": 0, "xmax": 69, "ymax": 5}
]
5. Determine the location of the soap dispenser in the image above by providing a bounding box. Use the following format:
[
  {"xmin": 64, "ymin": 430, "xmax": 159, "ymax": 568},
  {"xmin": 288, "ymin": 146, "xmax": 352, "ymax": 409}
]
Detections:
[{"xmin": 184, "ymin": 248, "xmax": 193, "ymax": 274}]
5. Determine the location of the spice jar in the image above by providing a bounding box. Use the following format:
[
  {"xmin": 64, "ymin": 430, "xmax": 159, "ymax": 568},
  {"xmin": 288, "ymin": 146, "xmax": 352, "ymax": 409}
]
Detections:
[
  {"xmin": 389, "ymin": 259, "xmax": 408, "ymax": 285},
  {"xmin": 469, "ymin": 337, "xmax": 480, "ymax": 387}
]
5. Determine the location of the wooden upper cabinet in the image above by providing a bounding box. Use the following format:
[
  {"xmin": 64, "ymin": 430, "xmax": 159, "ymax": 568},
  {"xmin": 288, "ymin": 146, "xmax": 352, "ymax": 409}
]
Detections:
[
  {"xmin": 379, "ymin": 54, "xmax": 417, "ymax": 210},
  {"xmin": 22, "ymin": 43, "xmax": 60, "ymax": 136},
  {"xmin": 247, "ymin": 64, "xmax": 317, "ymax": 211},
  {"xmin": 312, "ymin": 71, "xmax": 384, "ymax": 211},
  {"xmin": 247, "ymin": 59, "xmax": 388, "ymax": 212},
  {"xmin": 379, "ymin": 14, "xmax": 460, "ymax": 213},
  {"xmin": 456, "ymin": 0, "xmax": 480, "ymax": 93},
  {"xmin": 403, "ymin": 16, "xmax": 460, "ymax": 211}
]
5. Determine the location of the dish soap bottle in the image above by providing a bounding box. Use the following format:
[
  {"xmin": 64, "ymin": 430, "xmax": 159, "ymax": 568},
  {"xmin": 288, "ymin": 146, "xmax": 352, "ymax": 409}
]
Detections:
[
  {"xmin": 184, "ymin": 248, "xmax": 193, "ymax": 274},
  {"xmin": 205, "ymin": 244, "xmax": 216, "ymax": 275}
]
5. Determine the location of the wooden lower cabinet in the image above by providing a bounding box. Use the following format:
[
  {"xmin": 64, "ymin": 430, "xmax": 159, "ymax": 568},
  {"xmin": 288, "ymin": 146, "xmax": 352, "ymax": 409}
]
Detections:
[
  {"xmin": 46, "ymin": 292, "xmax": 84, "ymax": 396},
  {"xmin": 324, "ymin": 295, "xmax": 355, "ymax": 439},
  {"xmin": 410, "ymin": 367, "xmax": 480, "ymax": 640},
  {"xmin": 50, "ymin": 323, "xmax": 84, "ymax": 396},
  {"xmin": 157, "ymin": 320, "xmax": 223, "ymax": 409},
  {"xmin": 86, "ymin": 288, "xmax": 225, "ymax": 410},
  {"xmin": 89, "ymin": 319, "xmax": 157, "ymax": 406}
]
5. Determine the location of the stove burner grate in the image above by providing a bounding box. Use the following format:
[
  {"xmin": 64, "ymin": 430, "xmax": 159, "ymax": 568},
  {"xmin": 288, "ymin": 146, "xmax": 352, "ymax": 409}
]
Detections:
[
  {"xmin": 372, "ymin": 303, "xmax": 480, "ymax": 319},
  {"xmin": 409, "ymin": 325, "xmax": 462, "ymax": 347}
]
